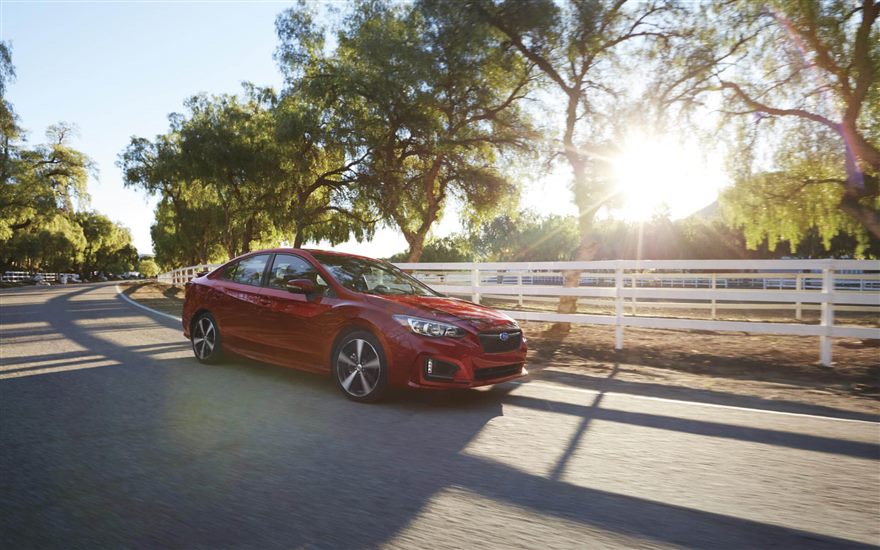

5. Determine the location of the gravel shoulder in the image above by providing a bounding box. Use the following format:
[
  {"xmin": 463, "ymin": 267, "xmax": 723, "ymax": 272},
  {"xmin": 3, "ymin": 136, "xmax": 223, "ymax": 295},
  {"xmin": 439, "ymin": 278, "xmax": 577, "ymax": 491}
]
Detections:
[{"xmin": 121, "ymin": 281, "xmax": 880, "ymax": 416}]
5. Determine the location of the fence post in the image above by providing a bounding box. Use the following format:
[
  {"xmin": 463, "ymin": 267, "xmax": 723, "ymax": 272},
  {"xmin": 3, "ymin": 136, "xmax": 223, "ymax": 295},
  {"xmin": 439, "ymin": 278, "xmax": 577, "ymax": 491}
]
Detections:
[
  {"xmin": 471, "ymin": 263, "xmax": 481, "ymax": 304},
  {"xmin": 795, "ymin": 273, "xmax": 803, "ymax": 320},
  {"xmin": 820, "ymin": 265, "xmax": 834, "ymax": 366},
  {"xmin": 615, "ymin": 264, "xmax": 624, "ymax": 350},
  {"xmin": 630, "ymin": 274, "xmax": 637, "ymax": 316},
  {"xmin": 710, "ymin": 273, "xmax": 717, "ymax": 319},
  {"xmin": 517, "ymin": 273, "xmax": 523, "ymax": 307}
]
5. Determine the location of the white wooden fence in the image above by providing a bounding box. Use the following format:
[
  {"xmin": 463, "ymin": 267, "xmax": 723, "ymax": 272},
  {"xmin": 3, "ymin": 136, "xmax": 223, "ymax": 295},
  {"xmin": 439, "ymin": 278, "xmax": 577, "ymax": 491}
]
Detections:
[
  {"xmin": 158, "ymin": 264, "xmax": 220, "ymax": 286},
  {"xmin": 2, "ymin": 271, "xmax": 61, "ymax": 283},
  {"xmin": 160, "ymin": 259, "xmax": 880, "ymax": 366}
]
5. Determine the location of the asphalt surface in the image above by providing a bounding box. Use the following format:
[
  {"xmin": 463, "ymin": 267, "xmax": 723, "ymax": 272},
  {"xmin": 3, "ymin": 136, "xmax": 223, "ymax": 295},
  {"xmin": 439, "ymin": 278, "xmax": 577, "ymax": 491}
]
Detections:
[{"xmin": 1, "ymin": 282, "xmax": 878, "ymax": 549}]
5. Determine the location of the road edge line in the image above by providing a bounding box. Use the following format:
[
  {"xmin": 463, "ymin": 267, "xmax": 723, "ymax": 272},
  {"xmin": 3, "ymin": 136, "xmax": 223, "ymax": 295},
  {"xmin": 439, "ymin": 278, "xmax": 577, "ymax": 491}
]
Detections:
[
  {"xmin": 518, "ymin": 381, "xmax": 880, "ymax": 425},
  {"xmin": 115, "ymin": 284, "xmax": 182, "ymax": 322}
]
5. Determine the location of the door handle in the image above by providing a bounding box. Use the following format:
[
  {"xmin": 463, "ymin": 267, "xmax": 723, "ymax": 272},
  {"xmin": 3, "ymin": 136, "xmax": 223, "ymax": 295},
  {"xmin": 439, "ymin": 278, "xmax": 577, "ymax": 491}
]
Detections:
[{"xmin": 258, "ymin": 296, "xmax": 271, "ymax": 306}]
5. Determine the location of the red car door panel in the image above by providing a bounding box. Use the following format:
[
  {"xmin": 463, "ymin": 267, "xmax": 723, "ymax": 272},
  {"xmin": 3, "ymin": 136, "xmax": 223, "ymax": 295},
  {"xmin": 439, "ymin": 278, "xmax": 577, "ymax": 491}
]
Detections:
[
  {"xmin": 210, "ymin": 254, "xmax": 272, "ymax": 358},
  {"xmin": 258, "ymin": 253, "xmax": 336, "ymax": 370},
  {"xmin": 258, "ymin": 288, "xmax": 336, "ymax": 370}
]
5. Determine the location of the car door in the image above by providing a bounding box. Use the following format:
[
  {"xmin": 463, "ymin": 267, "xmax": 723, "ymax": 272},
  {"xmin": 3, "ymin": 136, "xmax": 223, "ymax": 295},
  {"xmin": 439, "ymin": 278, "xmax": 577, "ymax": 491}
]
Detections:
[
  {"xmin": 212, "ymin": 253, "xmax": 272, "ymax": 356},
  {"xmin": 258, "ymin": 253, "xmax": 336, "ymax": 371}
]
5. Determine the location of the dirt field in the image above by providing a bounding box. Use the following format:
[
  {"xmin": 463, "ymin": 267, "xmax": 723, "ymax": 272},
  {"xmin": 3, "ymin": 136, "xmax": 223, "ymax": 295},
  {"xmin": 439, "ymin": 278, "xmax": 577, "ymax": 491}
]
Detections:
[{"xmin": 121, "ymin": 281, "xmax": 880, "ymax": 414}]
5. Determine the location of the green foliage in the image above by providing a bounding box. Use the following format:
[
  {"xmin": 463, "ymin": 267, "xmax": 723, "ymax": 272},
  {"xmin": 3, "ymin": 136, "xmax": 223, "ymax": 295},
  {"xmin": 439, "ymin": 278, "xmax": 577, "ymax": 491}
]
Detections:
[
  {"xmin": 0, "ymin": 41, "xmax": 17, "ymax": 140},
  {"xmin": 388, "ymin": 208, "xmax": 878, "ymax": 262},
  {"xmin": 388, "ymin": 211, "xmax": 580, "ymax": 262},
  {"xmin": 276, "ymin": 0, "xmax": 534, "ymax": 260},
  {"xmin": 3, "ymin": 214, "xmax": 85, "ymax": 272},
  {"xmin": 720, "ymin": 121, "xmax": 875, "ymax": 257},
  {"xmin": 659, "ymin": 0, "xmax": 880, "ymax": 245},
  {"xmin": 75, "ymin": 211, "xmax": 139, "ymax": 275},
  {"xmin": 137, "ymin": 258, "xmax": 160, "ymax": 278},
  {"xmin": 387, "ymin": 235, "xmax": 475, "ymax": 263},
  {"xmin": 469, "ymin": 212, "xmax": 580, "ymax": 262},
  {"xmin": 469, "ymin": 0, "xmax": 681, "ymax": 261},
  {"xmin": 122, "ymin": 84, "xmax": 375, "ymax": 267},
  {"xmin": 1, "ymin": 124, "xmax": 92, "ymax": 241}
]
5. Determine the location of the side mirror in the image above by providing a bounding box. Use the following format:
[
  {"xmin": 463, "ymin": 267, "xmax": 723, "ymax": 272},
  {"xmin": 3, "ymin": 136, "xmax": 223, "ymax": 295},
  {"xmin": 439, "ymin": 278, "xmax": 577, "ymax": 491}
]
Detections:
[{"xmin": 285, "ymin": 279, "xmax": 317, "ymax": 295}]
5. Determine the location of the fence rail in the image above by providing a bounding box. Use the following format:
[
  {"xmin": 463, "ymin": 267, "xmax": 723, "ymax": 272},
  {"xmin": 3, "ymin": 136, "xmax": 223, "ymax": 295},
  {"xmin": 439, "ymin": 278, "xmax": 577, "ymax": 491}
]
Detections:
[
  {"xmin": 2, "ymin": 271, "xmax": 67, "ymax": 283},
  {"xmin": 159, "ymin": 258, "xmax": 880, "ymax": 366}
]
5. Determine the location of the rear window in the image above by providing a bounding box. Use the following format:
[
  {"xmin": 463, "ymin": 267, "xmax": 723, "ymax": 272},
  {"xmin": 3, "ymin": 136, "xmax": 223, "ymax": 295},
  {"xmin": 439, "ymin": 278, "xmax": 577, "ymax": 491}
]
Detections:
[{"xmin": 223, "ymin": 254, "xmax": 270, "ymax": 286}]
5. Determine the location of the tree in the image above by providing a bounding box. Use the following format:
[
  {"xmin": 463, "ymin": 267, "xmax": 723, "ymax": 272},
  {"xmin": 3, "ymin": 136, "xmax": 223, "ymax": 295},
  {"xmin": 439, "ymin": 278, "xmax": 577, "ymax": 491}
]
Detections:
[
  {"xmin": 137, "ymin": 258, "xmax": 160, "ymax": 278},
  {"xmin": 465, "ymin": 0, "xmax": 678, "ymax": 323},
  {"xmin": 1, "ymin": 41, "xmax": 18, "ymax": 165},
  {"xmin": 74, "ymin": 211, "xmax": 139, "ymax": 275},
  {"xmin": 3, "ymin": 214, "xmax": 85, "ymax": 272},
  {"xmin": 277, "ymin": 0, "xmax": 535, "ymax": 261},
  {"xmin": 387, "ymin": 235, "xmax": 475, "ymax": 262},
  {"xmin": 1, "ymin": 123, "xmax": 92, "ymax": 240},
  {"xmin": 469, "ymin": 0, "xmax": 679, "ymax": 262},
  {"xmin": 388, "ymin": 211, "xmax": 580, "ymax": 262},
  {"xmin": 273, "ymin": 89, "xmax": 376, "ymax": 248},
  {"xmin": 470, "ymin": 211, "xmax": 580, "ymax": 261},
  {"xmin": 122, "ymin": 85, "xmax": 374, "ymax": 263},
  {"xmin": 659, "ymin": 0, "xmax": 879, "ymax": 247},
  {"xmin": 120, "ymin": 133, "xmax": 227, "ymax": 267},
  {"xmin": 123, "ymin": 90, "xmax": 285, "ymax": 261}
]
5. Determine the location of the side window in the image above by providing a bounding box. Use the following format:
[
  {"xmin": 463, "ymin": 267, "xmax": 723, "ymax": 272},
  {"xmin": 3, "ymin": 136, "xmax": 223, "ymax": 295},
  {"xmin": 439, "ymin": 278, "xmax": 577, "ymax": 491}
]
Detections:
[
  {"xmin": 221, "ymin": 261, "xmax": 240, "ymax": 281},
  {"xmin": 232, "ymin": 254, "xmax": 270, "ymax": 287},
  {"xmin": 268, "ymin": 254, "xmax": 330, "ymax": 294}
]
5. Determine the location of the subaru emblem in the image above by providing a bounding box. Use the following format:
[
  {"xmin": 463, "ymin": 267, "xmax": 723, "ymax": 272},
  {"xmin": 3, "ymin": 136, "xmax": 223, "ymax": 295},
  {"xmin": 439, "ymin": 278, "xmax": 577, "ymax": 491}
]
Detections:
[{"xmin": 499, "ymin": 332, "xmax": 509, "ymax": 342}]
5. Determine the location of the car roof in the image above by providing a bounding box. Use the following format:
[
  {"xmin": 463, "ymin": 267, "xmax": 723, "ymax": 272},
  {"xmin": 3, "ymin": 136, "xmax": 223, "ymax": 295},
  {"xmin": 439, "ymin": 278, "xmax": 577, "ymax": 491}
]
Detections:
[{"xmin": 245, "ymin": 247, "xmax": 379, "ymax": 262}]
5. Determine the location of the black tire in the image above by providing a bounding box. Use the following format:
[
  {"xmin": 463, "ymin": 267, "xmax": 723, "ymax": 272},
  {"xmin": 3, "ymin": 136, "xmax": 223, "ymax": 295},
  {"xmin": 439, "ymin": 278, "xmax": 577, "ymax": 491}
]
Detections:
[
  {"xmin": 332, "ymin": 330, "xmax": 388, "ymax": 403},
  {"xmin": 191, "ymin": 312, "xmax": 223, "ymax": 364}
]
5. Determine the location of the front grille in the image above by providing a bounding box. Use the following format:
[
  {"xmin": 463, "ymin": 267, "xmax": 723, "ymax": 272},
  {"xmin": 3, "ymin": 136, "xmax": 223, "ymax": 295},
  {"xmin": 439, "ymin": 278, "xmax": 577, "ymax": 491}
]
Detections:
[
  {"xmin": 474, "ymin": 363, "xmax": 523, "ymax": 381},
  {"xmin": 478, "ymin": 330, "xmax": 522, "ymax": 353}
]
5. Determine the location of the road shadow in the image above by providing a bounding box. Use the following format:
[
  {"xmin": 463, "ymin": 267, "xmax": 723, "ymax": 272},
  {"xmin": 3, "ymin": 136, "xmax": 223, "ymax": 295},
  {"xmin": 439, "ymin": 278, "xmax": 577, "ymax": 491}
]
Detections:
[{"xmin": 0, "ymin": 284, "xmax": 876, "ymax": 548}]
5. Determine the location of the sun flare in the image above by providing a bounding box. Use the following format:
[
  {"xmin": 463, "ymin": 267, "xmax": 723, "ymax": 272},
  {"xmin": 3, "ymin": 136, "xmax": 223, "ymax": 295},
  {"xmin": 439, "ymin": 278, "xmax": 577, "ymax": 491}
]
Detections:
[{"xmin": 609, "ymin": 132, "xmax": 727, "ymax": 221}]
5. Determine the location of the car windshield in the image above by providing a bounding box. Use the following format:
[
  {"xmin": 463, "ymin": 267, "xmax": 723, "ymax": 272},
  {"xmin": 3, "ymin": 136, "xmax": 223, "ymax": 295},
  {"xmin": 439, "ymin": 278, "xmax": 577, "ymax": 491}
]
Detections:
[{"xmin": 311, "ymin": 253, "xmax": 439, "ymax": 297}]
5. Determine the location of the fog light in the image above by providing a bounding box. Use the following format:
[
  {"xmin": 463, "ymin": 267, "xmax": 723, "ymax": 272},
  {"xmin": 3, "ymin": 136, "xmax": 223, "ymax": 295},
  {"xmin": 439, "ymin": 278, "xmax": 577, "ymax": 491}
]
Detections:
[{"xmin": 424, "ymin": 358, "xmax": 458, "ymax": 381}]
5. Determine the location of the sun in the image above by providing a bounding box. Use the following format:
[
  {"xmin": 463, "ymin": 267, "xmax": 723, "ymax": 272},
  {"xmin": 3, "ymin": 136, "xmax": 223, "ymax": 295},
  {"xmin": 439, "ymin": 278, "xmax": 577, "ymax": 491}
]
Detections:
[{"xmin": 609, "ymin": 132, "xmax": 726, "ymax": 221}]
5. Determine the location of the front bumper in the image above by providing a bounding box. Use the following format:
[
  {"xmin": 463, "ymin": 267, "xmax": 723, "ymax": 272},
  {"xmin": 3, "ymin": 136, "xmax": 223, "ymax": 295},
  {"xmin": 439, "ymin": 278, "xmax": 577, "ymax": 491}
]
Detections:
[{"xmin": 385, "ymin": 327, "xmax": 528, "ymax": 389}]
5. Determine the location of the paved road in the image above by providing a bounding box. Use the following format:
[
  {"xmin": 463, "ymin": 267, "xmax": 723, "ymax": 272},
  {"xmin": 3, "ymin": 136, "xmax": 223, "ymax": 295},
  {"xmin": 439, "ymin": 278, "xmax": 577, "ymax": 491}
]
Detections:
[{"xmin": 1, "ymin": 283, "xmax": 878, "ymax": 549}]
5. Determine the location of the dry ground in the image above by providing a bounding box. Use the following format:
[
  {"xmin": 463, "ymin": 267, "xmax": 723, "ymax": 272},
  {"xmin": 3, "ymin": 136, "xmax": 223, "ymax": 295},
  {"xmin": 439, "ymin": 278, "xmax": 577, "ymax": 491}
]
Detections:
[{"xmin": 121, "ymin": 281, "xmax": 880, "ymax": 415}]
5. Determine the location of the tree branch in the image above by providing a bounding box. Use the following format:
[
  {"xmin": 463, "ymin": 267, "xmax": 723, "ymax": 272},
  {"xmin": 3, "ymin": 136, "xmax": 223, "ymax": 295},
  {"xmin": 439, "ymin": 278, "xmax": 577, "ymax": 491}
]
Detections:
[{"xmin": 719, "ymin": 80, "xmax": 840, "ymax": 132}]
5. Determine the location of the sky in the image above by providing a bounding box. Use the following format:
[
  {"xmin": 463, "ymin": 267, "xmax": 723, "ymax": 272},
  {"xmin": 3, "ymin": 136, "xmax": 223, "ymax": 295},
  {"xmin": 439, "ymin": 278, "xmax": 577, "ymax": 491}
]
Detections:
[{"xmin": 2, "ymin": 0, "xmax": 721, "ymax": 261}]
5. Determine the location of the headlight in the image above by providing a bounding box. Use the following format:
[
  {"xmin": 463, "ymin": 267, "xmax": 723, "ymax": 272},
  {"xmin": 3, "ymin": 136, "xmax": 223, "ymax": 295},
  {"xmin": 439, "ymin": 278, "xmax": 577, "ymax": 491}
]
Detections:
[{"xmin": 393, "ymin": 315, "xmax": 466, "ymax": 338}]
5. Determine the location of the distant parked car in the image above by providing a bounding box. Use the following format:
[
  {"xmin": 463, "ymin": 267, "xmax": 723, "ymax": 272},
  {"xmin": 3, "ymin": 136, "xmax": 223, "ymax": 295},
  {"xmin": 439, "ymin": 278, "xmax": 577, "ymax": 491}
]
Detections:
[{"xmin": 182, "ymin": 248, "xmax": 528, "ymax": 402}]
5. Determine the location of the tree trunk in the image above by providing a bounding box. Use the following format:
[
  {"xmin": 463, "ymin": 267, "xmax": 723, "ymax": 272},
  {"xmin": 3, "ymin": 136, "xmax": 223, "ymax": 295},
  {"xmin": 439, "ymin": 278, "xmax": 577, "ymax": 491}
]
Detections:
[
  {"xmin": 293, "ymin": 230, "xmax": 304, "ymax": 248},
  {"xmin": 554, "ymin": 94, "xmax": 600, "ymax": 328},
  {"xmin": 404, "ymin": 229, "xmax": 429, "ymax": 262},
  {"xmin": 401, "ymin": 158, "xmax": 445, "ymax": 263},
  {"xmin": 840, "ymin": 192, "xmax": 880, "ymax": 240},
  {"xmin": 841, "ymin": 140, "xmax": 880, "ymax": 240}
]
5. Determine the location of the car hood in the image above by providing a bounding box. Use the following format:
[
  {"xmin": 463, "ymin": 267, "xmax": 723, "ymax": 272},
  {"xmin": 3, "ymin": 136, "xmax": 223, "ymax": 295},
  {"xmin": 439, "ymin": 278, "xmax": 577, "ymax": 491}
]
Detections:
[{"xmin": 369, "ymin": 294, "xmax": 518, "ymax": 332}]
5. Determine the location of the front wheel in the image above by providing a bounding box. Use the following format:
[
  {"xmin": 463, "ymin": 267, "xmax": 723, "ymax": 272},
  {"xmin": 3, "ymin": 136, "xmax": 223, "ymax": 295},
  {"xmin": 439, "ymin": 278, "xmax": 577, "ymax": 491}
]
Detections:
[
  {"xmin": 191, "ymin": 313, "xmax": 223, "ymax": 364},
  {"xmin": 332, "ymin": 330, "xmax": 388, "ymax": 402}
]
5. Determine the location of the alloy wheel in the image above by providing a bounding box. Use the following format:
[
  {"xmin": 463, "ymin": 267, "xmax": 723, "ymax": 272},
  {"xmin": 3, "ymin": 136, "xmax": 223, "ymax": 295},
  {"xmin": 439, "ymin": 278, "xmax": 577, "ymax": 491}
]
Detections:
[
  {"xmin": 336, "ymin": 338, "xmax": 381, "ymax": 397},
  {"xmin": 192, "ymin": 316, "xmax": 216, "ymax": 360}
]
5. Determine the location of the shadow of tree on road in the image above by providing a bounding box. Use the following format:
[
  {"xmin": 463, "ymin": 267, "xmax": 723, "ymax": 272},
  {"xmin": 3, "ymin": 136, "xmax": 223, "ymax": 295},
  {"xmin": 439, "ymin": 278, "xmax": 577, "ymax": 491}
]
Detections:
[{"xmin": 0, "ymin": 284, "xmax": 875, "ymax": 548}]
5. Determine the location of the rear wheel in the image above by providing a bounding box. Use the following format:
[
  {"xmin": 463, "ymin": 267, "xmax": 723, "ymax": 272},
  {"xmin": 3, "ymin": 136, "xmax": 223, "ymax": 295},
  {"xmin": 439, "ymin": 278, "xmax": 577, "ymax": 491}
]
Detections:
[
  {"xmin": 333, "ymin": 330, "xmax": 387, "ymax": 402},
  {"xmin": 191, "ymin": 313, "xmax": 223, "ymax": 364}
]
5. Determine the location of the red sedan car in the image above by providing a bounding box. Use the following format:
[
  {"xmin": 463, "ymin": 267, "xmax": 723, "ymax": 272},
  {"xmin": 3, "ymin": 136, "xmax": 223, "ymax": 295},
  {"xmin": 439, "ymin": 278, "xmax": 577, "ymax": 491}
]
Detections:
[{"xmin": 182, "ymin": 249, "xmax": 527, "ymax": 402}]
